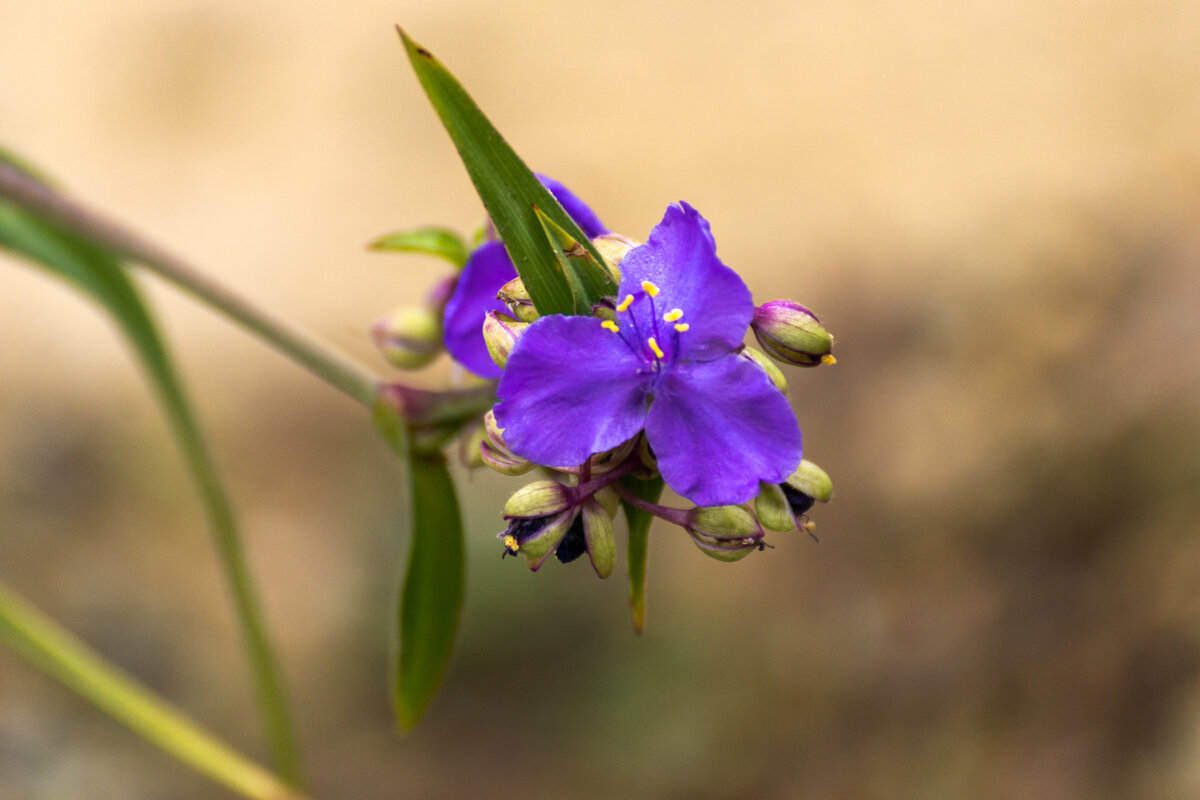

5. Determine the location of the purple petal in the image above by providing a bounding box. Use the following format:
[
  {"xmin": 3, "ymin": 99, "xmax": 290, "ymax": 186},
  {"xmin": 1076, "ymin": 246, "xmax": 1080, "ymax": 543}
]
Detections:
[
  {"xmin": 619, "ymin": 203, "xmax": 753, "ymax": 361},
  {"xmin": 442, "ymin": 240, "xmax": 514, "ymax": 379},
  {"xmin": 538, "ymin": 175, "xmax": 608, "ymax": 240},
  {"xmin": 495, "ymin": 315, "xmax": 653, "ymax": 467},
  {"xmin": 646, "ymin": 356, "xmax": 801, "ymax": 506}
]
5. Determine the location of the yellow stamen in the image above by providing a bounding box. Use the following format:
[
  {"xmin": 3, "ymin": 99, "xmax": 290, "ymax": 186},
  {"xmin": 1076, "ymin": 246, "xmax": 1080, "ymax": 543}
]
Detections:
[
  {"xmin": 641, "ymin": 281, "xmax": 660, "ymax": 297},
  {"xmin": 503, "ymin": 534, "xmax": 519, "ymax": 552},
  {"xmin": 820, "ymin": 354, "xmax": 837, "ymax": 366},
  {"xmin": 648, "ymin": 337, "xmax": 664, "ymax": 359},
  {"xmin": 601, "ymin": 320, "xmax": 620, "ymax": 333},
  {"xmin": 663, "ymin": 308, "xmax": 684, "ymax": 322},
  {"xmin": 616, "ymin": 294, "xmax": 635, "ymax": 312},
  {"xmin": 674, "ymin": 323, "xmax": 690, "ymax": 332}
]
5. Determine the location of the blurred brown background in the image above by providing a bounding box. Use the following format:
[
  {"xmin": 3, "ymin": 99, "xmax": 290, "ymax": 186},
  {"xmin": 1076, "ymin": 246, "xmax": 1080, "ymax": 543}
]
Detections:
[{"xmin": 2, "ymin": 1, "xmax": 1200, "ymax": 798}]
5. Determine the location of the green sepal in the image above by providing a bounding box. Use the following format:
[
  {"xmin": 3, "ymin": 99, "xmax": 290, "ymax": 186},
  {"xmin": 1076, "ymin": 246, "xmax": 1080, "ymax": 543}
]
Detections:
[
  {"xmin": 755, "ymin": 481, "xmax": 797, "ymax": 532},
  {"xmin": 620, "ymin": 474, "xmax": 664, "ymax": 635},
  {"xmin": 582, "ymin": 499, "xmax": 616, "ymax": 580},
  {"xmin": 397, "ymin": 28, "xmax": 615, "ymax": 315},
  {"xmin": 369, "ymin": 226, "xmax": 470, "ymax": 269}
]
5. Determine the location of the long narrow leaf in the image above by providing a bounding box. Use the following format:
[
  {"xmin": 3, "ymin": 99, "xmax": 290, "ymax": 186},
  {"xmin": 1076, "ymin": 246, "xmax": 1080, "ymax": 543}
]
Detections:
[
  {"xmin": 0, "ymin": 162, "xmax": 304, "ymax": 786},
  {"xmin": 0, "ymin": 581, "xmax": 303, "ymax": 800},
  {"xmin": 373, "ymin": 400, "xmax": 465, "ymax": 730},
  {"xmin": 397, "ymin": 28, "xmax": 617, "ymax": 315}
]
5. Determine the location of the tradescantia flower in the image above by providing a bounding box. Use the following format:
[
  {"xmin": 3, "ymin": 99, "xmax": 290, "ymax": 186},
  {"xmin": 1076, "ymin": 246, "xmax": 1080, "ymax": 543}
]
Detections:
[
  {"xmin": 494, "ymin": 202, "xmax": 802, "ymax": 507},
  {"xmin": 442, "ymin": 176, "xmax": 608, "ymax": 378}
]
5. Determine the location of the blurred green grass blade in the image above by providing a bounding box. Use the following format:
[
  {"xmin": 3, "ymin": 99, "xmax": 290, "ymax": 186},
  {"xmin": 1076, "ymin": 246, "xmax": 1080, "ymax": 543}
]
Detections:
[
  {"xmin": 621, "ymin": 475, "xmax": 664, "ymax": 635},
  {"xmin": 369, "ymin": 226, "xmax": 470, "ymax": 268},
  {"xmin": 397, "ymin": 27, "xmax": 617, "ymax": 315},
  {"xmin": 0, "ymin": 161, "xmax": 305, "ymax": 787},
  {"xmin": 0, "ymin": 581, "xmax": 305, "ymax": 800},
  {"xmin": 373, "ymin": 399, "xmax": 465, "ymax": 730}
]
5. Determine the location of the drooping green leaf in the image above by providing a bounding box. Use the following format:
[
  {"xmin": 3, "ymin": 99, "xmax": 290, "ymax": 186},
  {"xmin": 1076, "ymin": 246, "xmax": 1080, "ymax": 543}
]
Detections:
[
  {"xmin": 397, "ymin": 27, "xmax": 617, "ymax": 316},
  {"xmin": 369, "ymin": 226, "xmax": 470, "ymax": 268},
  {"xmin": 0, "ymin": 160, "xmax": 304, "ymax": 786},
  {"xmin": 621, "ymin": 475, "xmax": 664, "ymax": 635},
  {"xmin": 373, "ymin": 398, "xmax": 465, "ymax": 730}
]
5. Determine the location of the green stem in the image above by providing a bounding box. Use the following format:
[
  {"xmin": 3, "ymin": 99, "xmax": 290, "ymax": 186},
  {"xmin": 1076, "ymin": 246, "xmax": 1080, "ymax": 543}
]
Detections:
[
  {"xmin": 0, "ymin": 162, "xmax": 379, "ymax": 407},
  {"xmin": 0, "ymin": 162, "xmax": 315, "ymax": 784},
  {"xmin": 160, "ymin": 389, "xmax": 308, "ymax": 787},
  {"xmin": 0, "ymin": 580, "xmax": 307, "ymax": 800}
]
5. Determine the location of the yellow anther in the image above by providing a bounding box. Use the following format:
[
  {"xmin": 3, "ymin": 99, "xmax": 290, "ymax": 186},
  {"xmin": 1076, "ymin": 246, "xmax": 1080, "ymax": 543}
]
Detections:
[
  {"xmin": 601, "ymin": 320, "xmax": 620, "ymax": 333},
  {"xmin": 503, "ymin": 534, "xmax": 519, "ymax": 552},
  {"xmin": 648, "ymin": 337, "xmax": 664, "ymax": 359},
  {"xmin": 820, "ymin": 354, "xmax": 837, "ymax": 366},
  {"xmin": 673, "ymin": 323, "xmax": 690, "ymax": 332},
  {"xmin": 663, "ymin": 308, "xmax": 684, "ymax": 322},
  {"xmin": 616, "ymin": 294, "xmax": 635, "ymax": 312},
  {"xmin": 802, "ymin": 520, "xmax": 817, "ymax": 535},
  {"xmin": 641, "ymin": 281, "xmax": 660, "ymax": 297}
]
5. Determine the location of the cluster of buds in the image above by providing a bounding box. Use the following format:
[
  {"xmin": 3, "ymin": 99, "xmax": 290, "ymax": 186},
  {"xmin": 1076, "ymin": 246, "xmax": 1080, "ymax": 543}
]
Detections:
[
  {"xmin": 499, "ymin": 478, "xmax": 620, "ymax": 577},
  {"xmin": 493, "ymin": 433, "xmax": 779, "ymax": 569},
  {"xmin": 371, "ymin": 181, "xmax": 837, "ymax": 575}
]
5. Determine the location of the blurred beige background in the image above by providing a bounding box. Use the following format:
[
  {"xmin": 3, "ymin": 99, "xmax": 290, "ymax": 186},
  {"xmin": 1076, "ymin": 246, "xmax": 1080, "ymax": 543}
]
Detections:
[{"xmin": 2, "ymin": 1, "xmax": 1200, "ymax": 798}]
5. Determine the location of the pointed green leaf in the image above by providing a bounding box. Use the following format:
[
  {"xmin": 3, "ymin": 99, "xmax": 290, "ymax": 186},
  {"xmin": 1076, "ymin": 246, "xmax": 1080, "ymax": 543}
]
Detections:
[
  {"xmin": 533, "ymin": 206, "xmax": 618, "ymax": 313},
  {"xmin": 397, "ymin": 28, "xmax": 617, "ymax": 315},
  {"xmin": 373, "ymin": 399, "xmax": 465, "ymax": 730},
  {"xmin": 0, "ymin": 156, "xmax": 304, "ymax": 786},
  {"xmin": 369, "ymin": 226, "xmax": 470, "ymax": 268},
  {"xmin": 621, "ymin": 475, "xmax": 664, "ymax": 635}
]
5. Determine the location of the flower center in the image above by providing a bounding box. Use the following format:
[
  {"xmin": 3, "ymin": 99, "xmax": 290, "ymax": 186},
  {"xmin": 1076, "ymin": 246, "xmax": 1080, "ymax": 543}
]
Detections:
[{"xmin": 600, "ymin": 281, "xmax": 689, "ymax": 367}]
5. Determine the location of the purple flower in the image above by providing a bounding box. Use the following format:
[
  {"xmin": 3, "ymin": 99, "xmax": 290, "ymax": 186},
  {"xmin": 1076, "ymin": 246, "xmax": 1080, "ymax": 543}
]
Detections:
[
  {"xmin": 494, "ymin": 203, "xmax": 802, "ymax": 506},
  {"xmin": 442, "ymin": 176, "xmax": 607, "ymax": 378}
]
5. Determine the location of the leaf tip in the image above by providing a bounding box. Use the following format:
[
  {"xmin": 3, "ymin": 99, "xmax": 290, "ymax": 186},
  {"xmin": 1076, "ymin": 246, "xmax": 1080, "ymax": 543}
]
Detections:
[
  {"xmin": 394, "ymin": 702, "xmax": 420, "ymax": 734},
  {"xmin": 396, "ymin": 26, "xmax": 434, "ymax": 59}
]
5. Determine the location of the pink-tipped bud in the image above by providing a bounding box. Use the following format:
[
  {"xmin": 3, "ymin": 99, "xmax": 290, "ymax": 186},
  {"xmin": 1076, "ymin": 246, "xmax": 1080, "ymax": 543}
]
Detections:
[{"xmin": 751, "ymin": 300, "xmax": 835, "ymax": 368}]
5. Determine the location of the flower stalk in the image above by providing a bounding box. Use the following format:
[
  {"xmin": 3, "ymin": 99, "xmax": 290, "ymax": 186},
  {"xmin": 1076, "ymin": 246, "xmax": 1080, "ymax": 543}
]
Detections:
[{"xmin": 0, "ymin": 161, "xmax": 380, "ymax": 407}]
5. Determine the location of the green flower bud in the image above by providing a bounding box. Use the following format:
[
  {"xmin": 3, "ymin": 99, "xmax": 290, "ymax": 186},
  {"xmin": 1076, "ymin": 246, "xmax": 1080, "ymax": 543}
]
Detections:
[
  {"xmin": 751, "ymin": 300, "xmax": 835, "ymax": 368},
  {"xmin": 370, "ymin": 305, "xmax": 443, "ymax": 369},
  {"xmin": 778, "ymin": 460, "xmax": 833, "ymax": 538},
  {"xmin": 754, "ymin": 481, "xmax": 797, "ymax": 532},
  {"xmin": 581, "ymin": 497, "xmax": 616, "ymax": 578},
  {"xmin": 497, "ymin": 277, "xmax": 539, "ymax": 322},
  {"xmin": 591, "ymin": 233, "xmax": 641, "ymax": 280},
  {"xmin": 685, "ymin": 504, "xmax": 765, "ymax": 562},
  {"xmin": 482, "ymin": 311, "xmax": 529, "ymax": 370},
  {"xmin": 740, "ymin": 346, "xmax": 789, "ymax": 395},
  {"xmin": 500, "ymin": 508, "xmax": 577, "ymax": 570},
  {"xmin": 481, "ymin": 410, "xmax": 533, "ymax": 476},
  {"xmin": 503, "ymin": 480, "xmax": 571, "ymax": 519},
  {"xmin": 783, "ymin": 459, "xmax": 833, "ymax": 503}
]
